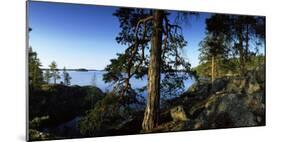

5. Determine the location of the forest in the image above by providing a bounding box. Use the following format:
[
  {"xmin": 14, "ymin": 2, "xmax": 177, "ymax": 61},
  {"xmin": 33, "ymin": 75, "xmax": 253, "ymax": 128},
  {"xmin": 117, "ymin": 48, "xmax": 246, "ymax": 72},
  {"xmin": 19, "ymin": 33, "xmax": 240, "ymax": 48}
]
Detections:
[{"xmin": 28, "ymin": 6, "xmax": 265, "ymax": 141}]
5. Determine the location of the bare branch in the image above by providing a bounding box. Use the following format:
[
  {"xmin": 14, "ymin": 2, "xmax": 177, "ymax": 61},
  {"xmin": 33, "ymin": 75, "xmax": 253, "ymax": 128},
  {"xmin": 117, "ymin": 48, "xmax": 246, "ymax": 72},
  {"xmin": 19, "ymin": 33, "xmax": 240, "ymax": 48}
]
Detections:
[{"xmin": 119, "ymin": 15, "xmax": 153, "ymax": 96}]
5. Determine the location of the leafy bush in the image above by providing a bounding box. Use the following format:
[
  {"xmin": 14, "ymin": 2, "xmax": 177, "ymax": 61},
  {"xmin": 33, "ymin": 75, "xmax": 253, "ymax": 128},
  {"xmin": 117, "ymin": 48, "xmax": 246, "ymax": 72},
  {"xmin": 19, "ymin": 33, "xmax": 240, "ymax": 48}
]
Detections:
[
  {"xmin": 79, "ymin": 93, "xmax": 124, "ymax": 136},
  {"xmin": 29, "ymin": 84, "xmax": 104, "ymax": 137}
]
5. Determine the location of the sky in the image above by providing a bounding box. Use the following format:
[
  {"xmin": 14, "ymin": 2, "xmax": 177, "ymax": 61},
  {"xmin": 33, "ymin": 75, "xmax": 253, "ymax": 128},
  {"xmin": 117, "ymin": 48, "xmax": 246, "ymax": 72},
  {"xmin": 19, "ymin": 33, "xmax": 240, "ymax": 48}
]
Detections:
[{"xmin": 28, "ymin": 1, "xmax": 211, "ymax": 70}]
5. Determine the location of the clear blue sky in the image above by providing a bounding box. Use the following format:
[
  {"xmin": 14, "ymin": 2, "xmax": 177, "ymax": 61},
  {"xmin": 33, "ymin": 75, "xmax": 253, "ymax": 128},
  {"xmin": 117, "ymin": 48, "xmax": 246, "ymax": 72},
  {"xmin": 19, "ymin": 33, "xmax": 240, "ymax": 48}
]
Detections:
[{"xmin": 28, "ymin": 1, "xmax": 211, "ymax": 70}]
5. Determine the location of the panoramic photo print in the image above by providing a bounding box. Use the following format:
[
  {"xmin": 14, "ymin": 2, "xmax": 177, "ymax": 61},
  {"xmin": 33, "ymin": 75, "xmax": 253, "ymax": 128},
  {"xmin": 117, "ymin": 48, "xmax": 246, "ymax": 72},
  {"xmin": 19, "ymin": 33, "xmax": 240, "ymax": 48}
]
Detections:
[{"xmin": 27, "ymin": 1, "xmax": 265, "ymax": 141}]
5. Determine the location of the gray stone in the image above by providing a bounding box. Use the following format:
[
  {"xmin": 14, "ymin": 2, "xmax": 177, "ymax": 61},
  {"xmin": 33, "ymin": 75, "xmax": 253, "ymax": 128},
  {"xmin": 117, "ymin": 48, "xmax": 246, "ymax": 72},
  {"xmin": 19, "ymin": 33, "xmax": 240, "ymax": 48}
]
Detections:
[
  {"xmin": 211, "ymin": 78, "xmax": 228, "ymax": 93},
  {"xmin": 170, "ymin": 105, "xmax": 188, "ymax": 121}
]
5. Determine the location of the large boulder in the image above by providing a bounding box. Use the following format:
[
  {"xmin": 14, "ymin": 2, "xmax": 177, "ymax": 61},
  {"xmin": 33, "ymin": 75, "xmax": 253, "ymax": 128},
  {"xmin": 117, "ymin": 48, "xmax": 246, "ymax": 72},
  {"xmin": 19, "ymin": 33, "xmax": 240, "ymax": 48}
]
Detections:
[
  {"xmin": 245, "ymin": 71, "xmax": 262, "ymax": 94},
  {"xmin": 180, "ymin": 72, "xmax": 265, "ymax": 130},
  {"xmin": 226, "ymin": 77, "xmax": 247, "ymax": 93},
  {"xmin": 157, "ymin": 67, "xmax": 265, "ymax": 132},
  {"xmin": 29, "ymin": 129, "xmax": 55, "ymax": 141},
  {"xmin": 207, "ymin": 93, "xmax": 258, "ymax": 128},
  {"xmin": 211, "ymin": 78, "xmax": 228, "ymax": 93},
  {"xmin": 186, "ymin": 81, "xmax": 211, "ymax": 100},
  {"xmin": 246, "ymin": 79, "xmax": 261, "ymax": 94},
  {"xmin": 170, "ymin": 105, "xmax": 189, "ymax": 121},
  {"xmin": 186, "ymin": 91, "xmax": 265, "ymax": 130}
]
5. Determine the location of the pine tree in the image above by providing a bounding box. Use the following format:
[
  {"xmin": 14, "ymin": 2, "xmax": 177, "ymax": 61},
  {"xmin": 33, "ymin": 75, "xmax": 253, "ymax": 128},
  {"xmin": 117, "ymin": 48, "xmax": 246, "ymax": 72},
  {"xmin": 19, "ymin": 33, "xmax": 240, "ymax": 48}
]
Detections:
[
  {"xmin": 28, "ymin": 47, "xmax": 44, "ymax": 89},
  {"xmin": 203, "ymin": 14, "xmax": 265, "ymax": 76},
  {"xmin": 49, "ymin": 61, "xmax": 60, "ymax": 84},
  {"xmin": 199, "ymin": 32, "xmax": 229, "ymax": 82},
  {"xmin": 103, "ymin": 8, "xmax": 195, "ymax": 131},
  {"xmin": 44, "ymin": 69, "xmax": 51, "ymax": 84},
  {"xmin": 62, "ymin": 67, "xmax": 71, "ymax": 86}
]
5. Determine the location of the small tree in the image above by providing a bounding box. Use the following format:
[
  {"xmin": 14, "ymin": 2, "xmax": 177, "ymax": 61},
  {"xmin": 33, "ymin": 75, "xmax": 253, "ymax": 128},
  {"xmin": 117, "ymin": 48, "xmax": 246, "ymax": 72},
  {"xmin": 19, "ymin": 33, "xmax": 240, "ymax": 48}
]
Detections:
[
  {"xmin": 29, "ymin": 47, "xmax": 44, "ymax": 89},
  {"xmin": 199, "ymin": 33, "xmax": 229, "ymax": 82},
  {"xmin": 49, "ymin": 61, "xmax": 60, "ymax": 84},
  {"xmin": 62, "ymin": 67, "xmax": 71, "ymax": 86},
  {"xmin": 44, "ymin": 69, "xmax": 52, "ymax": 84}
]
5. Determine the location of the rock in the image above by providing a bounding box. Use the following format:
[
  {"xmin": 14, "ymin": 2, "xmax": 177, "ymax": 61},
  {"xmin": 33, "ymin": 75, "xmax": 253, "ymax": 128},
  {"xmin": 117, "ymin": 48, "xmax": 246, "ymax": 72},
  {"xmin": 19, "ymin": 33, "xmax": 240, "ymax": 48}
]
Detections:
[
  {"xmin": 245, "ymin": 92, "xmax": 265, "ymax": 116},
  {"xmin": 226, "ymin": 78, "xmax": 246, "ymax": 93},
  {"xmin": 187, "ymin": 83, "xmax": 197, "ymax": 93},
  {"xmin": 245, "ymin": 74, "xmax": 261, "ymax": 94},
  {"xmin": 253, "ymin": 65, "xmax": 265, "ymax": 84},
  {"xmin": 111, "ymin": 111, "xmax": 144, "ymax": 135},
  {"xmin": 162, "ymin": 69, "xmax": 265, "ymax": 131},
  {"xmin": 199, "ymin": 93, "xmax": 263, "ymax": 128},
  {"xmin": 194, "ymin": 121, "xmax": 204, "ymax": 129},
  {"xmin": 211, "ymin": 78, "xmax": 228, "ymax": 93},
  {"xmin": 29, "ymin": 129, "xmax": 55, "ymax": 141},
  {"xmin": 144, "ymin": 121, "xmax": 187, "ymax": 133},
  {"xmin": 170, "ymin": 105, "xmax": 188, "ymax": 121},
  {"xmin": 247, "ymin": 82, "xmax": 260, "ymax": 94},
  {"xmin": 186, "ymin": 81, "xmax": 211, "ymax": 99}
]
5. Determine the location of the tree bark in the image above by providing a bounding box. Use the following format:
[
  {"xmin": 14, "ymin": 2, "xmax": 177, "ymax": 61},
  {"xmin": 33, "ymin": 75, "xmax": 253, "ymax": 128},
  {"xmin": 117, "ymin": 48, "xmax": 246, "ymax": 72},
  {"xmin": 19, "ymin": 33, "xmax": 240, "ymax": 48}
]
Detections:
[{"xmin": 142, "ymin": 10, "xmax": 164, "ymax": 131}]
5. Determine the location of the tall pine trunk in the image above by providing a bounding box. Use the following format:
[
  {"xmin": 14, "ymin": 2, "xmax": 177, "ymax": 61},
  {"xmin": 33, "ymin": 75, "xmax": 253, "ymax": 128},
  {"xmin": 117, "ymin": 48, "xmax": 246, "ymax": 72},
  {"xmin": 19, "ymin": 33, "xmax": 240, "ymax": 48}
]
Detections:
[{"xmin": 142, "ymin": 10, "xmax": 163, "ymax": 131}]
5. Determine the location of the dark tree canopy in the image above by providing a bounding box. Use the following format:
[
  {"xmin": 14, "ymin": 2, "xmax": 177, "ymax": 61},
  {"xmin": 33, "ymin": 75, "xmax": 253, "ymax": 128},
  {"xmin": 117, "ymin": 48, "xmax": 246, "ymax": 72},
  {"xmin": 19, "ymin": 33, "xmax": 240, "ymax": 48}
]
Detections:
[
  {"xmin": 198, "ymin": 14, "xmax": 265, "ymax": 78},
  {"xmin": 103, "ymin": 8, "xmax": 194, "ymax": 98},
  {"xmin": 102, "ymin": 8, "xmax": 196, "ymax": 131}
]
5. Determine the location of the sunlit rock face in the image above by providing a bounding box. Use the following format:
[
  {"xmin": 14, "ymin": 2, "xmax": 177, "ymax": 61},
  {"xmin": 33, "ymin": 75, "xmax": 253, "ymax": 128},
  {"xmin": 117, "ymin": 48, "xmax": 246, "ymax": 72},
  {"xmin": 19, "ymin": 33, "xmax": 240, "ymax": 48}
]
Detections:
[
  {"xmin": 146, "ymin": 67, "xmax": 265, "ymax": 132},
  {"xmin": 170, "ymin": 105, "xmax": 189, "ymax": 122}
]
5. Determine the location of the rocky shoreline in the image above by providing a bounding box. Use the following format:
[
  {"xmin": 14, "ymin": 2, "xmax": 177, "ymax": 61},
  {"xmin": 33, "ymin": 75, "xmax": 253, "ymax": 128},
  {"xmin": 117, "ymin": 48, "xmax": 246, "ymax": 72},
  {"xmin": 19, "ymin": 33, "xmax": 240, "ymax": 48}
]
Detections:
[
  {"xmin": 114, "ymin": 66, "xmax": 265, "ymax": 134},
  {"xmin": 29, "ymin": 66, "xmax": 265, "ymax": 139}
]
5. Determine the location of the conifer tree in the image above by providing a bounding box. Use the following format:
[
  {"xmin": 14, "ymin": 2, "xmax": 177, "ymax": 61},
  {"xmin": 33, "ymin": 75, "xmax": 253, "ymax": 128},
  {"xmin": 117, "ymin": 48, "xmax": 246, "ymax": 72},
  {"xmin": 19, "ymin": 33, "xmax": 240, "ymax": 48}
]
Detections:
[
  {"xmin": 49, "ymin": 61, "xmax": 60, "ymax": 84},
  {"xmin": 104, "ymin": 8, "xmax": 195, "ymax": 131}
]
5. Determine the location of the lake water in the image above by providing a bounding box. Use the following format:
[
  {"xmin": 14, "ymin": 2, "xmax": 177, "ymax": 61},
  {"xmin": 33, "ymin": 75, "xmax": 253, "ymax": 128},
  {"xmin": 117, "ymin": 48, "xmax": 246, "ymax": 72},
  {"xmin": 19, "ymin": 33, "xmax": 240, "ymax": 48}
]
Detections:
[
  {"xmin": 50, "ymin": 70, "xmax": 195, "ymax": 97},
  {"xmin": 43, "ymin": 70, "xmax": 195, "ymax": 134}
]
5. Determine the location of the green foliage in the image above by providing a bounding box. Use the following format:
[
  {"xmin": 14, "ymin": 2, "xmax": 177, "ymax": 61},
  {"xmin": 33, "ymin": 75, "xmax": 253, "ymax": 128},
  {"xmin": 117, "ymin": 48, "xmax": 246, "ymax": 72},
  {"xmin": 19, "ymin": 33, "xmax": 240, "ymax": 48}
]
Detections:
[
  {"xmin": 49, "ymin": 61, "xmax": 60, "ymax": 84},
  {"xmin": 79, "ymin": 93, "xmax": 122, "ymax": 136},
  {"xmin": 29, "ymin": 85, "xmax": 104, "ymax": 129},
  {"xmin": 194, "ymin": 55, "xmax": 264, "ymax": 78},
  {"xmin": 29, "ymin": 115, "xmax": 50, "ymax": 130},
  {"xmin": 244, "ymin": 55, "xmax": 265, "ymax": 70},
  {"xmin": 44, "ymin": 69, "xmax": 52, "ymax": 84},
  {"xmin": 29, "ymin": 129, "xmax": 58, "ymax": 141},
  {"xmin": 160, "ymin": 71, "xmax": 192, "ymax": 100},
  {"xmin": 103, "ymin": 53, "xmax": 128, "ymax": 83},
  {"xmin": 62, "ymin": 67, "xmax": 72, "ymax": 86},
  {"xmin": 104, "ymin": 8, "xmax": 195, "ymax": 100},
  {"xmin": 199, "ymin": 34, "xmax": 229, "ymax": 62},
  {"xmin": 204, "ymin": 14, "xmax": 265, "ymax": 47},
  {"xmin": 29, "ymin": 47, "xmax": 44, "ymax": 89},
  {"xmin": 198, "ymin": 14, "xmax": 265, "ymax": 77},
  {"xmin": 79, "ymin": 91, "xmax": 144, "ymax": 136}
]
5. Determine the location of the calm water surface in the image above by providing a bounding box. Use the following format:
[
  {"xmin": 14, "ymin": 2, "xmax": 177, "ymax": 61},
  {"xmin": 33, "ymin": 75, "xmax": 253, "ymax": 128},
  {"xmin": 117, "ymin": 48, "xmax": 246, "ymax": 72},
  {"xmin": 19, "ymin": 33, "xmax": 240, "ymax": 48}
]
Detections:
[{"xmin": 50, "ymin": 70, "xmax": 195, "ymax": 96}]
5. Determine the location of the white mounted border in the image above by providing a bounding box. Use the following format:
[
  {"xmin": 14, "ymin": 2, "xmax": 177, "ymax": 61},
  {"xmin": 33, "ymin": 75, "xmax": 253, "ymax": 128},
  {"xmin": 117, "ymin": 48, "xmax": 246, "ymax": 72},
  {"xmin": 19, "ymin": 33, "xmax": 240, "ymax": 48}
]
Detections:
[{"xmin": 0, "ymin": 0, "xmax": 281, "ymax": 142}]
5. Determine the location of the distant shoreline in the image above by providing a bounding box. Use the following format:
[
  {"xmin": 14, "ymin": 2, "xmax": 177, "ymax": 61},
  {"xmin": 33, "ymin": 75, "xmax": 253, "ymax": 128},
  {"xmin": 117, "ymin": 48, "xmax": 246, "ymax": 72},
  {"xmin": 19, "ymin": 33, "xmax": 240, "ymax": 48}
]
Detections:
[{"xmin": 40, "ymin": 68, "xmax": 105, "ymax": 72}]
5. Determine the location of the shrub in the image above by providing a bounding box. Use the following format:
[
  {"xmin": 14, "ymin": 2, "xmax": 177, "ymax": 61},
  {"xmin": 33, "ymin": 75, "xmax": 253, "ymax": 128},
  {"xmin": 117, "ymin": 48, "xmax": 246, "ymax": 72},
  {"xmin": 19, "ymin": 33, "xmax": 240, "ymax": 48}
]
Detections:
[{"xmin": 79, "ymin": 93, "xmax": 122, "ymax": 136}]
